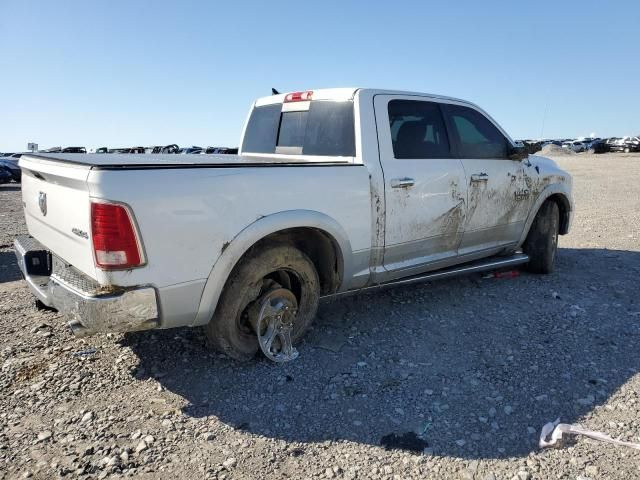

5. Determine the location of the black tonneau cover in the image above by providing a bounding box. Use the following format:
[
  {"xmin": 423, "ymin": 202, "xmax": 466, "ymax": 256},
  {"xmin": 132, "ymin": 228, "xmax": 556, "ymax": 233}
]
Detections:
[{"xmin": 23, "ymin": 153, "xmax": 353, "ymax": 170}]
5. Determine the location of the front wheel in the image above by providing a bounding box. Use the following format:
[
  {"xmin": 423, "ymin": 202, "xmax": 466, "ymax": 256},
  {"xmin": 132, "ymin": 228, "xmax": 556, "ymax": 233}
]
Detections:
[
  {"xmin": 205, "ymin": 244, "xmax": 320, "ymax": 362},
  {"xmin": 523, "ymin": 201, "xmax": 560, "ymax": 274}
]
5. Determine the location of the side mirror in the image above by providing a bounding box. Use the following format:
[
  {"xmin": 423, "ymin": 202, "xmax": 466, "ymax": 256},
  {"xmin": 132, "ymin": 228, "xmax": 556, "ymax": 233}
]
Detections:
[{"xmin": 508, "ymin": 145, "xmax": 529, "ymax": 161}]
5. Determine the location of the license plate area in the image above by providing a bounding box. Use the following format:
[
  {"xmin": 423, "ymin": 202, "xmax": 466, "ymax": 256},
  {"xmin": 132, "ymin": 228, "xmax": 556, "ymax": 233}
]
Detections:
[{"xmin": 24, "ymin": 249, "xmax": 52, "ymax": 276}]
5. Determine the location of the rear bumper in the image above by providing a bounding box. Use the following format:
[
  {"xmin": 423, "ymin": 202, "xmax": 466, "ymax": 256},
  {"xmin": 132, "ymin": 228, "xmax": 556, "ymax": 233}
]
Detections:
[{"xmin": 14, "ymin": 235, "xmax": 159, "ymax": 337}]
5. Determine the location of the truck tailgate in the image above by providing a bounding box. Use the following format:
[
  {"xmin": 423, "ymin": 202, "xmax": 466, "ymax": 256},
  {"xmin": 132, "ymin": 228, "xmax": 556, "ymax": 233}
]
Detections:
[{"xmin": 20, "ymin": 155, "xmax": 97, "ymax": 280}]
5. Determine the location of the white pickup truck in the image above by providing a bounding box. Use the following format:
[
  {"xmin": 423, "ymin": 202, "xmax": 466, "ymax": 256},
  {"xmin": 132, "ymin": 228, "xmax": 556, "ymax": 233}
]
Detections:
[{"xmin": 14, "ymin": 88, "xmax": 573, "ymax": 362}]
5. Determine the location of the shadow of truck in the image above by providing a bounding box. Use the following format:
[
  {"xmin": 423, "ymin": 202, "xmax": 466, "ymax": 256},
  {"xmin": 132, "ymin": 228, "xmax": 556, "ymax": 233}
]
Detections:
[{"xmin": 113, "ymin": 247, "xmax": 640, "ymax": 458}]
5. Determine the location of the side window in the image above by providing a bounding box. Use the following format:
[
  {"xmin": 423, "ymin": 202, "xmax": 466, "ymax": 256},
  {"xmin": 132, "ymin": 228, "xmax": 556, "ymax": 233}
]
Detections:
[
  {"xmin": 444, "ymin": 105, "xmax": 508, "ymax": 159},
  {"xmin": 388, "ymin": 100, "xmax": 450, "ymax": 159}
]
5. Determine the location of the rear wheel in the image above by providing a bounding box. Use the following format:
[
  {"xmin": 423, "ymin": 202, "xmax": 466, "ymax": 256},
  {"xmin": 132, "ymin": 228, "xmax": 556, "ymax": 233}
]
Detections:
[
  {"xmin": 205, "ymin": 244, "xmax": 320, "ymax": 362},
  {"xmin": 523, "ymin": 201, "xmax": 560, "ymax": 274}
]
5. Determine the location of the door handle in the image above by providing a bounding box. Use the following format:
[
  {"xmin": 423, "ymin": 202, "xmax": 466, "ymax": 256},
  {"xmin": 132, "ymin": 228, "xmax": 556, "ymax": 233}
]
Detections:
[
  {"xmin": 390, "ymin": 177, "xmax": 415, "ymax": 189},
  {"xmin": 470, "ymin": 173, "xmax": 489, "ymax": 183}
]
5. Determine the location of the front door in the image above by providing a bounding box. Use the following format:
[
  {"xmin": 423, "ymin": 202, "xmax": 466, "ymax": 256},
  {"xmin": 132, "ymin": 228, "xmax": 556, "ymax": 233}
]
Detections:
[
  {"xmin": 373, "ymin": 95, "xmax": 468, "ymax": 280},
  {"xmin": 441, "ymin": 104, "xmax": 530, "ymax": 255}
]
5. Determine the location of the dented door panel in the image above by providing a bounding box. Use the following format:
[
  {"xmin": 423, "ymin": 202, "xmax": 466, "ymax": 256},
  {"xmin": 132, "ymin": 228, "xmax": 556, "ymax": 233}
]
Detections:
[
  {"xmin": 381, "ymin": 168, "xmax": 467, "ymax": 272},
  {"xmin": 458, "ymin": 159, "xmax": 530, "ymax": 254},
  {"xmin": 373, "ymin": 95, "xmax": 468, "ymax": 280},
  {"xmin": 439, "ymin": 103, "xmax": 532, "ymax": 255}
]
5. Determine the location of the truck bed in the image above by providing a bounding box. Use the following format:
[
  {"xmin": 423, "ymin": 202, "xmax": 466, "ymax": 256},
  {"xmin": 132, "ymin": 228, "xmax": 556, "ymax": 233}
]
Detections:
[{"xmin": 18, "ymin": 152, "xmax": 369, "ymax": 294}]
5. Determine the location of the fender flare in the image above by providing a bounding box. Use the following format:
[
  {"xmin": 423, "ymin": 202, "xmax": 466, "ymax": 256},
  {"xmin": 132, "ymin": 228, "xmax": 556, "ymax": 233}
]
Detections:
[
  {"xmin": 192, "ymin": 210, "xmax": 353, "ymax": 326},
  {"xmin": 517, "ymin": 184, "xmax": 573, "ymax": 248}
]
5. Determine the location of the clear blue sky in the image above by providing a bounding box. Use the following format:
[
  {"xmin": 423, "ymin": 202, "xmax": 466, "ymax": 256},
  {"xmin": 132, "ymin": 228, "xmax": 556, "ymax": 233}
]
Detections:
[{"xmin": 1, "ymin": 0, "xmax": 639, "ymax": 152}]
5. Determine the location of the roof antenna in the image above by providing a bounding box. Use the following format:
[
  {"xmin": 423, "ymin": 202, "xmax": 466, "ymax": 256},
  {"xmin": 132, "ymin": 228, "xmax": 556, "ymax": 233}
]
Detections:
[{"xmin": 271, "ymin": 88, "xmax": 280, "ymax": 95}]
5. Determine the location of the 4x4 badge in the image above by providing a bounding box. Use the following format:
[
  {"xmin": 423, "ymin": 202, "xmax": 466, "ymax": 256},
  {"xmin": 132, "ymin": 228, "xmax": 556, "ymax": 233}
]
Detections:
[{"xmin": 38, "ymin": 192, "xmax": 47, "ymax": 216}]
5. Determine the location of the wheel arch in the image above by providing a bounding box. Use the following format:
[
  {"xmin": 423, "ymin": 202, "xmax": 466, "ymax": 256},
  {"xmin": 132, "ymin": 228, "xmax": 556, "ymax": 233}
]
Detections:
[
  {"xmin": 247, "ymin": 227, "xmax": 343, "ymax": 296},
  {"xmin": 547, "ymin": 193, "xmax": 571, "ymax": 235},
  {"xmin": 518, "ymin": 185, "xmax": 573, "ymax": 247},
  {"xmin": 192, "ymin": 210, "xmax": 352, "ymax": 326}
]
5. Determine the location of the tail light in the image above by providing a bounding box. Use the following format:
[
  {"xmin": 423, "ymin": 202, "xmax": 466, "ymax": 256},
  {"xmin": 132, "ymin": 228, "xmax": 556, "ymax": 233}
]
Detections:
[
  {"xmin": 284, "ymin": 91, "xmax": 313, "ymax": 102},
  {"xmin": 90, "ymin": 201, "xmax": 144, "ymax": 269}
]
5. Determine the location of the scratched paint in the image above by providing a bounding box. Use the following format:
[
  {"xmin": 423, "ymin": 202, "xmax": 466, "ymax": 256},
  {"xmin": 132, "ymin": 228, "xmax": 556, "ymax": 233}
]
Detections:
[{"xmin": 462, "ymin": 161, "xmax": 532, "ymax": 236}]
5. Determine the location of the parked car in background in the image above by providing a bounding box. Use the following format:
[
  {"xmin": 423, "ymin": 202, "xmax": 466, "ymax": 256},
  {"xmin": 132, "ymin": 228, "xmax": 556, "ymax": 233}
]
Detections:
[
  {"xmin": 99, "ymin": 145, "xmax": 180, "ymax": 154},
  {"xmin": 0, "ymin": 154, "xmax": 23, "ymax": 181},
  {"xmin": 178, "ymin": 146, "xmax": 203, "ymax": 154},
  {"xmin": 609, "ymin": 136, "xmax": 640, "ymax": 153},
  {"xmin": 588, "ymin": 139, "xmax": 610, "ymax": 154},
  {"xmin": 110, "ymin": 147, "xmax": 146, "ymax": 154},
  {"xmin": 0, "ymin": 166, "xmax": 13, "ymax": 184},
  {"xmin": 62, "ymin": 147, "xmax": 87, "ymax": 154},
  {"xmin": 562, "ymin": 140, "xmax": 587, "ymax": 152},
  {"xmin": 149, "ymin": 144, "xmax": 180, "ymax": 154},
  {"xmin": 0, "ymin": 158, "xmax": 22, "ymax": 182},
  {"xmin": 14, "ymin": 87, "xmax": 573, "ymax": 363},
  {"xmin": 42, "ymin": 147, "xmax": 87, "ymax": 154},
  {"xmin": 96, "ymin": 147, "xmax": 142, "ymax": 154},
  {"xmin": 202, "ymin": 147, "xmax": 239, "ymax": 154},
  {"xmin": 582, "ymin": 138, "xmax": 600, "ymax": 149}
]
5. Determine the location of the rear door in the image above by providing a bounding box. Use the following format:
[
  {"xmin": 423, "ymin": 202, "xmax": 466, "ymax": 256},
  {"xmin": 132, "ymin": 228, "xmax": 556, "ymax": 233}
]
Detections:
[
  {"xmin": 442, "ymin": 104, "xmax": 529, "ymax": 255},
  {"xmin": 373, "ymin": 95, "xmax": 468, "ymax": 279}
]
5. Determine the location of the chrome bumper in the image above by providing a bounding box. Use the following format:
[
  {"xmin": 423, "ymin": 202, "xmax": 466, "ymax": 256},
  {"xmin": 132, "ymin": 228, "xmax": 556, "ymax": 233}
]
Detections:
[{"xmin": 14, "ymin": 235, "xmax": 159, "ymax": 337}]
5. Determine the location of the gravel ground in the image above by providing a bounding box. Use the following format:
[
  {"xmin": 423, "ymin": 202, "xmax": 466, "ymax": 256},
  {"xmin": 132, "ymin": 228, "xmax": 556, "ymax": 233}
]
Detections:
[{"xmin": 1, "ymin": 153, "xmax": 640, "ymax": 480}]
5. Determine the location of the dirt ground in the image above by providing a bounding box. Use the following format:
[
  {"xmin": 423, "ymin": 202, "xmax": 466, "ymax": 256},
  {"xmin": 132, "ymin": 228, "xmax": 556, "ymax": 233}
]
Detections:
[{"xmin": 1, "ymin": 153, "xmax": 640, "ymax": 480}]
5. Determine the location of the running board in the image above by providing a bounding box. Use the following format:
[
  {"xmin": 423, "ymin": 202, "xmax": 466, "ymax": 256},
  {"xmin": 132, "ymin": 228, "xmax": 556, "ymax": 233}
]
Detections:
[{"xmin": 321, "ymin": 253, "xmax": 529, "ymax": 301}]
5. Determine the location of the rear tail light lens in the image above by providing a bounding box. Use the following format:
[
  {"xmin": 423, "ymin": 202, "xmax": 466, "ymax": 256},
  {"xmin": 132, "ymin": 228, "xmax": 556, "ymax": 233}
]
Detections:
[
  {"xmin": 284, "ymin": 91, "xmax": 313, "ymax": 102},
  {"xmin": 90, "ymin": 201, "xmax": 143, "ymax": 269}
]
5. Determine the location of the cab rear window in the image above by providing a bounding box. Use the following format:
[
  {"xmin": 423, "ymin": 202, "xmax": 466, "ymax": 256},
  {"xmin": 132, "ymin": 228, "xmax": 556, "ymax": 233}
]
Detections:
[{"xmin": 242, "ymin": 101, "xmax": 355, "ymax": 157}]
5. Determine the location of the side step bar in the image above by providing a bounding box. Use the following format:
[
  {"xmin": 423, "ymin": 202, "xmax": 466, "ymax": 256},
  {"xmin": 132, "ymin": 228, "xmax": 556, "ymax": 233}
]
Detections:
[{"xmin": 321, "ymin": 253, "xmax": 529, "ymax": 301}]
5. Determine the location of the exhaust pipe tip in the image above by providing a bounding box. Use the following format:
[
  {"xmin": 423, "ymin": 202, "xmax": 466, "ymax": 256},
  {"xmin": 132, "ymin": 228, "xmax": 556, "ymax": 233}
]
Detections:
[
  {"xmin": 35, "ymin": 299, "xmax": 57, "ymax": 312},
  {"xmin": 68, "ymin": 320, "xmax": 89, "ymax": 337}
]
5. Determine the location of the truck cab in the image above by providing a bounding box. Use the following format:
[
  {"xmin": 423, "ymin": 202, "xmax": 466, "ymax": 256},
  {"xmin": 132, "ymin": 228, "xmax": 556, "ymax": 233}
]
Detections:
[{"xmin": 241, "ymin": 88, "xmax": 571, "ymax": 282}]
